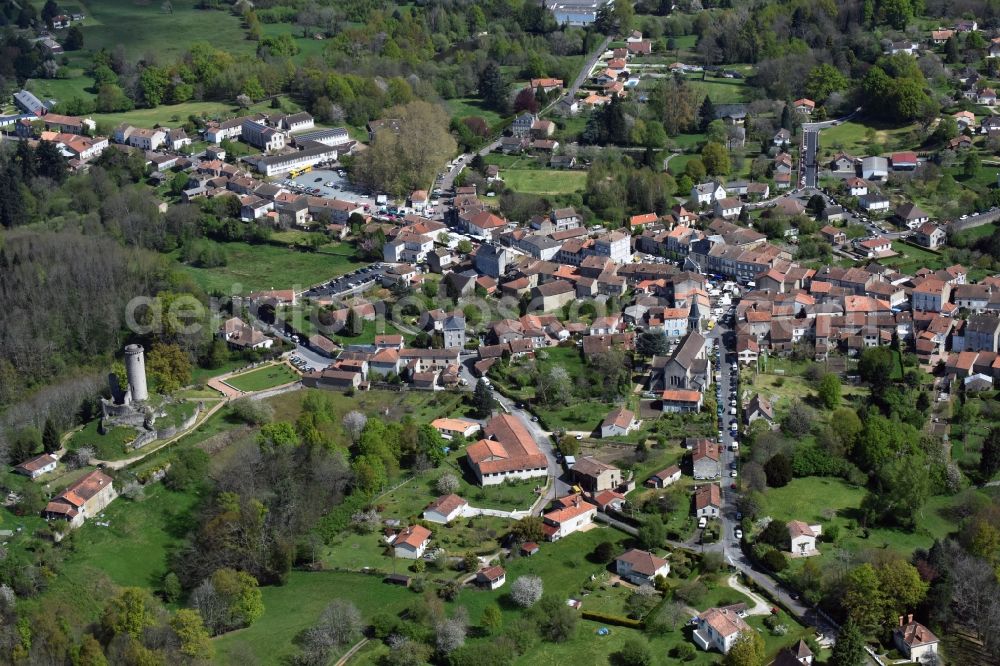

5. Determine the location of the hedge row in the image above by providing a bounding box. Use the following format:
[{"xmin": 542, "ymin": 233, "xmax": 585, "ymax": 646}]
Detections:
[{"xmin": 581, "ymin": 610, "xmax": 644, "ymax": 629}]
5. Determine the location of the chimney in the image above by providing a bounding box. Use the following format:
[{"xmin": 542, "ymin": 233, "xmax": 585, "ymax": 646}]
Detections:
[
  {"xmin": 907, "ymin": 614, "xmax": 913, "ymax": 624},
  {"xmin": 899, "ymin": 615, "xmax": 905, "ymax": 627}
]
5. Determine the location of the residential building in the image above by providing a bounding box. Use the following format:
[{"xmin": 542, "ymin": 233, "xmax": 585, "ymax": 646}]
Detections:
[
  {"xmin": 772, "ymin": 640, "xmax": 815, "ymax": 666},
  {"xmin": 42, "ymin": 470, "xmax": 117, "ymax": 528},
  {"xmin": 692, "ymin": 440, "xmax": 721, "ymax": 479},
  {"xmin": 204, "ymin": 117, "xmax": 244, "ymax": 143},
  {"xmin": 242, "ymin": 119, "xmax": 287, "ymax": 151},
  {"xmin": 913, "ymin": 222, "xmax": 946, "ymax": 250},
  {"xmin": 220, "ymin": 317, "xmax": 274, "ymax": 350},
  {"xmin": 601, "ymin": 406, "xmax": 637, "ymax": 437},
  {"xmin": 661, "ymin": 389, "xmax": 703, "ymax": 413},
  {"xmin": 593, "ymin": 231, "xmax": 632, "ymax": 264},
  {"xmin": 691, "ymin": 181, "xmax": 727, "ymax": 206},
  {"xmin": 912, "ymin": 278, "xmax": 952, "ymax": 312},
  {"xmin": 745, "ymin": 394, "xmax": 774, "ymax": 426},
  {"xmin": 466, "ymin": 414, "xmax": 548, "ymax": 486},
  {"xmin": 966, "ymin": 313, "xmax": 1000, "ymax": 352},
  {"xmin": 713, "ymin": 197, "xmax": 743, "ymax": 220},
  {"xmin": 128, "ymin": 128, "xmax": 166, "ymax": 151},
  {"xmin": 793, "ymin": 98, "xmax": 815, "ymax": 114},
  {"xmin": 442, "ymin": 315, "xmax": 467, "ymax": 349},
  {"xmin": 532, "ymin": 280, "xmax": 576, "ymax": 311},
  {"xmin": 846, "ymin": 176, "xmax": 868, "ymax": 196},
  {"xmin": 13, "ymin": 453, "xmax": 57, "ymax": 479},
  {"xmin": 430, "ymin": 417, "xmax": 481, "ymax": 440},
  {"xmin": 391, "ymin": 525, "xmax": 431, "ymax": 559},
  {"xmin": 423, "ymin": 494, "xmax": 469, "ymax": 524},
  {"xmin": 615, "ymin": 549, "xmax": 670, "ymax": 585},
  {"xmin": 541, "ymin": 494, "xmax": 598, "ymax": 540},
  {"xmin": 512, "ymin": 112, "xmax": 538, "ymax": 137},
  {"xmin": 859, "ymin": 193, "xmax": 891, "ymax": 213},
  {"xmin": 787, "ymin": 520, "xmax": 821, "ymax": 555},
  {"xmin": 474, "ymin": 243, "xmax": 509, "ymax": 278},
  {"xmin": 693, "ymin": 605, "xmax": 751, "ymax": 654},
  {"xmin": 894, "ymin": 616, "xmax": 939, "ymax": 664},
  {"xmin": 895, "ymin": 202, "xmax": 930, "ymax": 229},
  {"xmin": 646, "ymin": 465, "xmax": 681, "ymax": 488},
  {"xmin": 476, "ymin": 566, "xmax": 507, "ymax": 590},
  {"xmin": 571, "ymin": 456, "xmax": 622, "ymax": 493}
]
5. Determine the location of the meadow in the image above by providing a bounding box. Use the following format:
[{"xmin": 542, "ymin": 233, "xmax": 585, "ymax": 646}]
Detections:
[
  {"xmin": 501, "ymin": 168, "xmax": 588, "ymax": 195},
  {"xmin": 224, "ymin": 364, "xmax": 299, "ymax": 392},
  {"xmin": 77, "ymin": 0, "xmax": 254, "ymax": 60},
  {"xmin": 172, "ymin": 240, "xmax": 366, "ymax": 293}
]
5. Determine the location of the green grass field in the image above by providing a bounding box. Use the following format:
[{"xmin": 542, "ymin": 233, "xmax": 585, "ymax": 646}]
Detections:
[
  {"xmin": 225, "ymin": 364, "xmax": 299, "ymax": 392},
  {"xmin": 758, "ymin": 476, "xmax": 960, "ymax": 557},
  {"xmin": 501, "ymin": 168, "xmax": 587, "ymax": 195},
  {"xmin": 66, "ymin": 420, "xmax": 138, "ymax": 460},
  {"xmin": 78, "ymin": 0, "xmax": 254, "ymax": 60},
  {"xmin": 212, "ymin": 571, "xmax": 416, "ymax": 664},
  {"xmin": 821, "ymin": 120, "xmax": 916, "ymax": 158},
  {"xmin": 26, "ymin": 483, "xmax": 201, "ymax": 625},
  {"xmin": 883, "ymin": 240, "xmax": 946, "ymax": 275},
  {"xmin": 446, "ymin": 97, "xmax": 504, "ymax": 126},
  {"xmin": 173, "ymin": 241, "xmax": 366, "ymax": 293},
  {"xmin": 684, "ymin": 76, "xmax": 750, "ymax": 103}
]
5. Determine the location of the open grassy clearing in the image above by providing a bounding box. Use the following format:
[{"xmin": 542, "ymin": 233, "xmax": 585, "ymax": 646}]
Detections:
[
  {"xmin": 188, "ymin": 358, "xmax": 251, "ymax": 386},
  {"xmin": 225, "ymin": 364, "xmax": 299, "ymax": 392},
  {"xmin": 501, "ymin": 168, "xmax": 588, "ymax": 195},
  {"xmin": 172, "ymin": 241, "xmax": 366, "ymax": 293},
  {"xmin": 20, "ymin": 482, "xmax": 201, "ymax": 626},
  {"xmin": 77, "ymin": 0, "xmax": 253, "ymax": 60},
  {"xmin": 758, "ymin": 476, "xmax": 962, "ymax": 558},
  {"xmin": 446, "ymin": 97, "xmax": 505, "ymax": 126},
  {"xmin": 212, "ymin": 571, "xmax": 415, "ymax": 665},
  {"xmin": 66, "ymin": 420, "xmax": 138, "ymax": 460},
  {"xmin": 882, "ymin": 240, "xmax": 946, "ymax": 275},
  {"xmin": 266, "ymin": 388, "xmax": 472, "ymax": 440},
  {"xmin": 821, "ymin": 120, "xmax": 916, "ymax": 158},
  {"xmin": 684, "ymin": 76, "xmax": 750, "ymax": 103}
]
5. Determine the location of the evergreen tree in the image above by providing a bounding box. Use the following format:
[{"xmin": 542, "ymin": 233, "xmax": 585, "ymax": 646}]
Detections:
[
  {"xmin": 478, "ymin": 63, "xmax": 508, "ymax": 114},
  {"xmin": 606, "ymin": 96, "xmax": 628, "ymax": 144},
  {"xmin": 35, "ymin": 140, "xmax": 68, "ymax": 182},
  {"xmin": 980, "ymin": 428, "xmax": 1000, "ymax": 480},
  {"xmin": 42, "ymin": 418, "xmax": 60, "ymax": 454},
  {"xmin": 780, "ymin": 104, "xmax": 793, "ymax": 130},
  {"xmin": 472, "ymin": 379, "xmax": 494, "ymax": 418},
  {"xmin": 699, "ymin": 95, "xmax": 716, "ymax": 132},
  {"xmin": 14, "ymin": 140, "xmax": 38, "ymax": 180},
  {"xmin": 829, "ymin": 620, "xmax": 865, "ymax": 666},
  {"xmin": 41, "ymin": 0, "xmax": 59, "ymax": 25},
  {"xmin": 64, "ymin": 25, "xmax": 84, "ymax": 51}
]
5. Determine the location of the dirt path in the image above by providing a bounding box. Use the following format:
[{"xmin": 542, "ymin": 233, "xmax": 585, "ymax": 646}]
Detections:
[
  {"xmin": 728, "ymin": 573, "xmax": 773, "ymax": 616},
  {"xmin": 90, "ymin": 398, "xmax": 226, "ymax": 470},
  {"xmin": 334, "ymin": 638, "xmax": 369, "ymax": 666}
]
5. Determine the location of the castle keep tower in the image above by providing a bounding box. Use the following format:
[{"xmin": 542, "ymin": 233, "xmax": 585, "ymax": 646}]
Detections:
[{"xmin": 124, "ymin": 344, "xmax": 148, "ymax": 402}]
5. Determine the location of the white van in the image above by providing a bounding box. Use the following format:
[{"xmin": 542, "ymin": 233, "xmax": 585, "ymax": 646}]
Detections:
[{"xmin": 698, "ymin": 517, "xmax": 707, "ymax": 529}]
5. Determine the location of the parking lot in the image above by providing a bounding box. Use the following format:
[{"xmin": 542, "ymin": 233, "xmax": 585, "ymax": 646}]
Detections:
[
  {"xmin": 286, "ymin": 169, "xmax": 375, "ymax": 207},
  {"xmin": 304, "ymin": 263, "xmax": 387, "ymax": 299}
]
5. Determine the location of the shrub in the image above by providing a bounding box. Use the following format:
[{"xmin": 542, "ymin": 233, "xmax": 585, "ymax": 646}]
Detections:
[
  {"xmin": 762, "ymin": 548, "xmax": 788, "ymax": 572},
  {"xmin": 670, "ymin": 643, "xmax": 697, "ymax": 661},
  {"xmin": 580, "ymin": 610, "xmax": 643, "ymax": 629}
]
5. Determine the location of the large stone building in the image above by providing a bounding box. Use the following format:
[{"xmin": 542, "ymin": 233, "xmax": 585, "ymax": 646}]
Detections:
[
  {"xmin": 466, "ymin": 414, "xmax": 548, "ymax": 486},
  {"xmin": 42, "ymin": 470, "xmax": 117, "ymax": 528}
]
